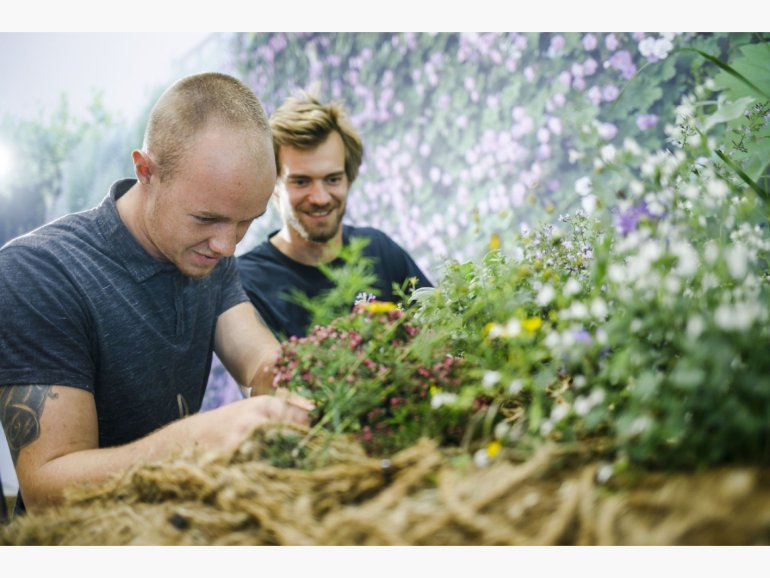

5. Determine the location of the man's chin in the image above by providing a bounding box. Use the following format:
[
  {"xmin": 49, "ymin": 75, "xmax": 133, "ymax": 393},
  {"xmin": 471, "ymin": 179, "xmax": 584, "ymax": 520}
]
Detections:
[
  {"xmin": 307, "ymin": 230, "xmax": 338, "ymax": 244},
  {"xmin": 178, "ymin": 262, "xmax": 216, "ymax": 279}
]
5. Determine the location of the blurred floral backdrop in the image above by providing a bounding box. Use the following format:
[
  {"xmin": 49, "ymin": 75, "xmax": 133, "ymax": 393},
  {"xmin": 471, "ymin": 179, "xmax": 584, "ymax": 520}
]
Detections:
[{"xmin": 228, "ymin": 32, "xmax": 761, "ymax": 278}]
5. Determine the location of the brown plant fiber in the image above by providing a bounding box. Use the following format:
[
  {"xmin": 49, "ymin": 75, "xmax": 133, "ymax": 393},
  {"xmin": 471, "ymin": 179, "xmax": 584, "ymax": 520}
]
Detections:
[{"xmin": 3, "ymin": 423, "xmax": 770, "ymax": 545}]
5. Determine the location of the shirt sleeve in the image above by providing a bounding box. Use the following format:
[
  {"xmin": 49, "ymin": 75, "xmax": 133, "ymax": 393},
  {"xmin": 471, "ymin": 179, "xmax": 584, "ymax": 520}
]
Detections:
[{"xmin": 0, "ymin": 246, "xmax": 94, "ymax": 390}]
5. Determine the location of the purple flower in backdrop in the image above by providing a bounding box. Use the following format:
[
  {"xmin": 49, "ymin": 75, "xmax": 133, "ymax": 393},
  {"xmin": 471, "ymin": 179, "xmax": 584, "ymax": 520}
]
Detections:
[
  {"xmin": 582, "ymin": 33, "xmax": 598, "ymax": 51},
  {"xmin": 607, "ymin": 50, "xmax": 637, "ymax": 80},
  {"xmin": 602, "ymin": 84, "xmax": 620, "ymax": 101},
  {"xmin": 636, "ymin": 114, "xmax": 659, "ymax": 130},
  {"xmin": 587, "ymin": 86, "xmax": 602, "ymax": 106},
  {"xmin": 598, "ymin": 122, "xmax": 618, "ymax": 140},
  {"xmin": 614, "ymin": 201, "xmax": 656, "ymax": 236},
  {"xmin": 524, "ymin": 66, "xmax": 536, "ymax": 82},
  {"xmin": 550, "ymin": 35, "xmax": 565, "ymax": 52},
  {"xmin": 605, "ymin": 33, "xmax": 619, "ymax": 51},
  {"xmin": 574, "ymin": 329, "xmax": 593, "ymax": 344}
]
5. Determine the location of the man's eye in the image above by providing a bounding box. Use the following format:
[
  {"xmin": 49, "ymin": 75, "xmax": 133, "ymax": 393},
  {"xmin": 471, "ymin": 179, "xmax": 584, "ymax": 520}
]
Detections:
[{"xmin": 195, "ymin": 216, "xmax": 217, "ymax": 224}]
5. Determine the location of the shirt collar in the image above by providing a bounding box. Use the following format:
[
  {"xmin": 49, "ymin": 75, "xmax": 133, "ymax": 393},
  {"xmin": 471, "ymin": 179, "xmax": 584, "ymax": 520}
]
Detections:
[{"xmin": 95, "ymin": 179, "xmax": 178, "ymax": 282}]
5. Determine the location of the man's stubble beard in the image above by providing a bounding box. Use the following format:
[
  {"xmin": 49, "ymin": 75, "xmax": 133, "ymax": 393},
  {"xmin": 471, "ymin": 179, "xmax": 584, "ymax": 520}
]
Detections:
[{"xmin": 288, "ymin": 202, "xmax": 346, "ymax": 244}]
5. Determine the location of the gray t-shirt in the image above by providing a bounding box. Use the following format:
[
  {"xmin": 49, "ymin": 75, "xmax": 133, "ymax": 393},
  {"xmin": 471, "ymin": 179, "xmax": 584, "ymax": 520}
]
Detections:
[{"xmin": 0, "ymin": 179, "xmax": 248, "ymax": 448}]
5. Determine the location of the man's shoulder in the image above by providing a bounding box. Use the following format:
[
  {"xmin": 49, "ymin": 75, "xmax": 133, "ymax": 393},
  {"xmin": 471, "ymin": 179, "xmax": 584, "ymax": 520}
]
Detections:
[
  {"xmin": 1, "ymin": 210, "xmax": 99, "ymax": 261},
  {"xmin": 238, "ymin": 238, "xmax": 276, "ymax": 263},
  {"xmin": 345, "ymin": 225, "xmax": 401, "ymax": 252}
]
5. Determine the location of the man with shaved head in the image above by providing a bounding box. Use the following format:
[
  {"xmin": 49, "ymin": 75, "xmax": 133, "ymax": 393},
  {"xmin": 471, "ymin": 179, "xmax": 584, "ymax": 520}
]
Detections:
[{"xmin": 0, "ymin": 73, "xmax": 310, "ymax": 516}]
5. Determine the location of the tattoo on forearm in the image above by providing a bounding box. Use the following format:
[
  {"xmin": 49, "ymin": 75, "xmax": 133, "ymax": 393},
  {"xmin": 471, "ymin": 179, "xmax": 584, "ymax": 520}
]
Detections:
[{"xmin": 0, "ymin": 386, "xmax": 58, "ymax": 463}]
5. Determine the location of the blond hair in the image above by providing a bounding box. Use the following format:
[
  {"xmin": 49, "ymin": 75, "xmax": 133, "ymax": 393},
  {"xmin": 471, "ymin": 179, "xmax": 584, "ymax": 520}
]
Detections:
[{"xmin": 269, "ymin": 92, "xmax": 364, "ymax": 185}]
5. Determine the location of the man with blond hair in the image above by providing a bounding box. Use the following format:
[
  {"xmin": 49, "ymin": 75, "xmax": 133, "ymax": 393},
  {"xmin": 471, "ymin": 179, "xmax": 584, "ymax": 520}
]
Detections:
[
  {"xmin": 0, "ymin": 73, "xmax": 310, "ymax": 515},
  {"xmin": 238, "ymin": 93, "xmax": 431, "ymax": 340}
]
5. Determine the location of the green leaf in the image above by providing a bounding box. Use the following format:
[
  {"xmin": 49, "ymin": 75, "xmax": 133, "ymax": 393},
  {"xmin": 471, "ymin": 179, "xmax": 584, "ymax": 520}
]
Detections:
[{"xmin": 702, "ymin": 95, "xmax": 756, "ymax": 132}]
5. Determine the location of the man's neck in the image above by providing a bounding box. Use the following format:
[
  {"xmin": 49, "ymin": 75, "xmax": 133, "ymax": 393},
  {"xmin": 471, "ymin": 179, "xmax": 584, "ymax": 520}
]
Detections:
[
  {"xmin": 270, "ymin": 227, "xmax": 343, "ymax": 266},
  {"xmin": 115, "ymin": 181, "xmax": 161, "ymax": 260}
]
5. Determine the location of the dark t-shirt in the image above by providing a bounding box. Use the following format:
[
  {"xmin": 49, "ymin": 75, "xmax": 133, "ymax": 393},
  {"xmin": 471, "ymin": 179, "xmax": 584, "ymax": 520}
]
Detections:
[
  {"xmin": 0, "ymin": 179, "xmax": 248, "ymax": 449},
  {"xmin": 237, "ymin": 225, "xmax": 432, "ymax": 338}
]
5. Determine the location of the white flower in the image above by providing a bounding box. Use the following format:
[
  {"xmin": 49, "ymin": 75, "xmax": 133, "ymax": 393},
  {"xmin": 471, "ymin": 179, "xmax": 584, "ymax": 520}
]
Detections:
[
  {"xmin": 550, "ymin": 403, "xmax": 570, "ymax": 422},
  {"xmin": 544, "ymin": 331, "xmax": 560, "ymax": 350},
  {"xmin": 575, "ymin": 176, "xmax": 592, "ymax": 196},
  {"xmin": 595, "ymin": 329, "xmax": 608, "ymax": 345},
  {"xmin": 431, "ymin": 392, "xmax": 458, "ymax": 409},
  {"xmin": 566, "ymin": 302, "xmax": 589, "ymax": 320},
  {"xmin": 563, "ymin": 278, "xmax": 581, "ymax": 296},
  {"xmin": 704, "ymin": 241, "xmax": 719, "ymax": 264},
  {"xmin": 629, "ymin": 416, "xmax": 651, "ymax": 436},
  {"xmin": 482, "ymin": 370, "xmax": 502, "ymax": 389},
  {"xmin": 600, "ymin": 144, "xmax": 617, "ymax": 163},
  {"xmin": 590, "ymin": 298, "xmax": 608, "ymax": 319},
  {"xmin": 487, "ymin": 324, "xmax": 505, "ymax": 339},
  {"xmin": 726, "ymin": 243, "xmax": 749, "ymax": 280},
  {"xmin": 537, "ymin": 284, "xmax": 556, "ymax": 306},
  {"xmin": 504, "ymin": 318, "xmax": 522, "ymax": 337},
  {"xmin": 706, "ymin": 179, "xmax": 728, "ymax": 201},
  {"xmin": 568, "ymin": 149, "xmax": 583, "ymax": 164},
  {"xmin": 589, "ymin": 388, "xmax": 605, "ymax": 406},
  {"xmin": 623, "ymin": 138, "xmax": 642, "ymax": 156},
  {"xmin": 671, "ymin": 241, "xmax": 699, "ymax": 278},
  {"xmin": 664, "ymin": 275, "xmax": 681, "ymax": 294},
  {"xmin": 494, "ymin": 421, "xmax": 513, "ymax": 441},
  {"xmin": 596, "ymin": 464, "xmax": 614, "ymax": 484},
  {"xmin": 473, "ymin": 448, "xmax": 491, "ymax": 468},
  {"xmin": 687, "ymin": 315, "xmax": 705, "ymax": 339},
  {"xmin": 574, "ymin": 396, "xmax": 592, "ymax": 417},
  {"xmin": 607, "ymin": 264, "xmax": 626, "ymax": 284},
  {"xmin": 508, "ymin": 379, "xmax": 524, "ymax": 394},
  {"xmin": 581, "ymin": 194, "xmax": 598, "ymax": 214},
  {"xmin": 573, "ymin": 375, "xmax": 587, "ymax": 389}
]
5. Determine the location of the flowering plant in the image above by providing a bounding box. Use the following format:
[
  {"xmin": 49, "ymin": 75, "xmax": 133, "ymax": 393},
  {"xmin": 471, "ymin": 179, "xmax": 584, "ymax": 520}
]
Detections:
[
  {"xmin": 406, "ymin": 46, "xmax": 770, "ymax": 470},
  {"xmin": 272, "ymin": 299, "xmax": 470, "ymax": 456}
]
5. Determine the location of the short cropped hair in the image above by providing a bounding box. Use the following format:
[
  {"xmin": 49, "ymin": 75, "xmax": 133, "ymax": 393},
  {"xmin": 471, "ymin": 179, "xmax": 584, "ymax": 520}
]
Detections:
[
  {"xmin": 143, "ymin": 72, "xmax": 270, "ymax": 181},
  {"xmin": 269, "ymin": 92, "xmax": 364, "ymax": 185}
]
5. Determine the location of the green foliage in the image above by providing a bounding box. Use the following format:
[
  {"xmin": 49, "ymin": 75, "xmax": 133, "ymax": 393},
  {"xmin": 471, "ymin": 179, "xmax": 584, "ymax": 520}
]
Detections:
[{"xmin": 287, "ymin": 237, "xmax": 379, "ymax": 330}]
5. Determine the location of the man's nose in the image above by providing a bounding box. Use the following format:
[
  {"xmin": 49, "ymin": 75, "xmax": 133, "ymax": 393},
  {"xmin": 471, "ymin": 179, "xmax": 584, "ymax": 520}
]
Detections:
[
  {"xmin": 307, "ymin": 179, "xmax": 332, "ymax": 205},
  {"xmin": 209, "ymin": 225, "xmax": 238, "ymax": 257}
]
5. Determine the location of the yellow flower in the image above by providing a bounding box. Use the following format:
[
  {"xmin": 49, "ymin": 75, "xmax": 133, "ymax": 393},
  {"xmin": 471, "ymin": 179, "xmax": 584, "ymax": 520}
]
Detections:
[
  {"xmin": 363, "ymin": 301, "xmax": 398, "ymax": 313},
  {"xmin": 488, "ymin": 233, "xmax": 501, "ymax": 251},
  {"xmin": 486, "ymin": 440, "xmax": 502, "ymax": 458},
  {"xmin": 521, "ymin": 317, "xmax": 542, "ymax": 332}
]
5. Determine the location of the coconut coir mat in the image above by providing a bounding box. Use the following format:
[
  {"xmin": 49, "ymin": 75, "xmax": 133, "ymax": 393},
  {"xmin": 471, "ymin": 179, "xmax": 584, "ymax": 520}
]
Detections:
[{"xmin": 2, "ymin": 423, "xmax": 770, "ymax": 545}]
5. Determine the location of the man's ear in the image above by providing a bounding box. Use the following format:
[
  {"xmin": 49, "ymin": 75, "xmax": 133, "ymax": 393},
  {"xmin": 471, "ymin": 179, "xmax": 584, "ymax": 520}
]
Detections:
[{"xmin": 132, "ymin": 150, "xmax": 155, "ymax": 185}]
